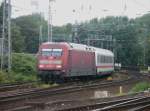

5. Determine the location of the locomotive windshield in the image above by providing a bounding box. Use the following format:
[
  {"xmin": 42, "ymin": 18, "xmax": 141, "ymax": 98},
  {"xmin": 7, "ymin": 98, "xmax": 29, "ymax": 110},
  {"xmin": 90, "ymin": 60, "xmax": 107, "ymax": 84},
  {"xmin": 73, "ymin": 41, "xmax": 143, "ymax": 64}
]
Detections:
[{"xmin": 41, "ymin": 48, "xmax": 62, "ymax": 57}]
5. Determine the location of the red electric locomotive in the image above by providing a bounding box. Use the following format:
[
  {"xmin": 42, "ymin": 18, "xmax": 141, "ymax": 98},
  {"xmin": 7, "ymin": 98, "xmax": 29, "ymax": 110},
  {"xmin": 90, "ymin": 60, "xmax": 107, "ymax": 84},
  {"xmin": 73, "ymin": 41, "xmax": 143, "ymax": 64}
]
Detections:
[{"xmin": 37, "ymin": 42, "xmax": 114, "ymax": 83}]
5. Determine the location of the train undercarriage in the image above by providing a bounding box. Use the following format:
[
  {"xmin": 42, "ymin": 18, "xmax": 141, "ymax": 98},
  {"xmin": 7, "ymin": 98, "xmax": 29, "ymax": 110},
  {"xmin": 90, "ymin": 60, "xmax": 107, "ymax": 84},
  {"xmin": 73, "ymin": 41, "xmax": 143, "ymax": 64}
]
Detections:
[
  {"xmin": 38, "ymin": 70, "xmax": 113, "ymax": 84},
  {"xmin": 38, "ymin": 70, "xmax": 65, "ymax": 83}
]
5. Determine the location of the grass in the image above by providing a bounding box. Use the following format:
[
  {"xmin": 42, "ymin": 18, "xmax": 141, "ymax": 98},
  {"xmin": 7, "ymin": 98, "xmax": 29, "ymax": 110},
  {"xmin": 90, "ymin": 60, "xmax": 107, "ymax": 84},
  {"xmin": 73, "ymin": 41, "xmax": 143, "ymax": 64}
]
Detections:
[{"xmin": 130, "ymin": 82, "xmax": 150, "ymax": 93}]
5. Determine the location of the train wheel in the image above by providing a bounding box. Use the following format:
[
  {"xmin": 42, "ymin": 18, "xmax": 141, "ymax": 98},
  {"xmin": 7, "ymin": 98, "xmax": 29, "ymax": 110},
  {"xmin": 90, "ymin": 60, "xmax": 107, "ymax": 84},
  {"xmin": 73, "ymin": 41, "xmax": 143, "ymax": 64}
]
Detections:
[
  {"xmin": 39, "ymin": 75, "xmax": 47, "ymax": 83},
  {"xmin": 45, "ymin": 75, "xmax": 51, "ymax": 84},
  {"xmin": 56, "ymin": 76, "xmax": 65, "ymax": 84},
  {"xmin": 47, "ymin": 74, "xmax": 54, "ymax": 84}
]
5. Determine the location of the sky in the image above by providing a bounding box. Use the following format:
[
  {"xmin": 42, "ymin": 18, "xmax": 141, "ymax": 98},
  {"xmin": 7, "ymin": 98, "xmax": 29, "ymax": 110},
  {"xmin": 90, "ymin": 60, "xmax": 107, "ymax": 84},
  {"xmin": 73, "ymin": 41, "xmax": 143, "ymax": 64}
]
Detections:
[{"xmin": 1, "ymin": 0, "xmax": 150, "ymax": 26}]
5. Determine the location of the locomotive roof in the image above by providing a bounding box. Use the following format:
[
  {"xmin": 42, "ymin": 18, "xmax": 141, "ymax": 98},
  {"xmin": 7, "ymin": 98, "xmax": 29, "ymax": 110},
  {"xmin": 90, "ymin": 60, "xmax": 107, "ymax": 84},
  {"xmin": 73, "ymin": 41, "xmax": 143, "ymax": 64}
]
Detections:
[{"xmin": 42, "ymin": 42, "xmax": 113, "ymax": 56}]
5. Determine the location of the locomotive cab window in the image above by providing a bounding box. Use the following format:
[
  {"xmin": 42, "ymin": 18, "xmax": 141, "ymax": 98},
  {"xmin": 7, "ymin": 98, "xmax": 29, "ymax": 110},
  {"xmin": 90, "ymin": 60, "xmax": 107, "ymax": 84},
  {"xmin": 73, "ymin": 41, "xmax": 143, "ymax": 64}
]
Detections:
[
  {"xmin": 41, "ymin": 48, "xmax": 62, "ymax": 57},
  {"xmin": 41, "ymin": 49, "xmax": 52, "ymax": 56},
  {"xmin": 52, "ymin": 49, "xmax": 63, "ymax": 57}
]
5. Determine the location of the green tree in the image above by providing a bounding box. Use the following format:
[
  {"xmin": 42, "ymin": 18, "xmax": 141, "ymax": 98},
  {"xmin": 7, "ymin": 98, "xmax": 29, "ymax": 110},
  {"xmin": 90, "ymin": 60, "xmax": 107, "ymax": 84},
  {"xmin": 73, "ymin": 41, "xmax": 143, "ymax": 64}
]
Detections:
[
  {"xmin": 11, "ymin": 23, "xmax": 25, "ymax": 52},
  {"xmin": 13, "ymin": 13, "xmax": 46, "ymax": 53},
  {"xmin": 77, "ymin": 16, "xmax": 141, "ymax": 66},
  {"xmin": 13, "ymin": 14, "xmax": 73, "ymax": 53},
  {"xmin": 53, "ymin": 23, "xmax": 72, "ymax": 42},
  {"xmin": 135, "ymin": 14, "xmax": 150, "ymax": 66}
]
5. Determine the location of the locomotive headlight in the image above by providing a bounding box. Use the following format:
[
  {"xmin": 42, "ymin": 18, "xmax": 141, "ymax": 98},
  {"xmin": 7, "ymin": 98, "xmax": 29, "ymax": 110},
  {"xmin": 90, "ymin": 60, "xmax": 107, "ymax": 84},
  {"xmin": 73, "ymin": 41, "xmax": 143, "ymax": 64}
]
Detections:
[
  {"xmin": 39, "ymin": 64, "xmax": 44, "ymax": 68},
  {"xmin": 56, "ymin": 65, "xmax": 62, "ymax": 68}
]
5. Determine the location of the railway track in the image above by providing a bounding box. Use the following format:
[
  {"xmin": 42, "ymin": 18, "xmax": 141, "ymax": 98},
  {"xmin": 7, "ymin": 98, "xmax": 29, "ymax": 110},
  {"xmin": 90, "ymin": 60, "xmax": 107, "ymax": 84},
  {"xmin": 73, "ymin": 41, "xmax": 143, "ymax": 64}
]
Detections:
[
  {"xmin": 0, "ymin": 79, "xmax": 131, "ymax": 111},
  {"xmin": 0, "ymin": 71, "xmax": 149, "ymax": 111},
  {"xmin": 52, "ymin": 92, "xmax": 150, "ymax": 111},
  {"xmin": 0, "ymin": 81, "xmax": 37, "ymax": 92},
  {"xmin": 93, "ymin": 95, "xmax": 150, "ymax": 111},
  {"xmin": 0, "ymin": 72, "xmax": 127, "ymax": 102},
  {"xmin": 0, "ymin": 75, "xmax": 140, "ymax": 103},
  {"xmin": 0, "ymin": 75, "xmax": 110, "ymax": 93},
  {"xmin": 6, "ymin": 92, "xmax": 150, "ymax": 111},
  {"xmin": 0, "ymin": 70, "xmax": 143, "ymax": 103}
]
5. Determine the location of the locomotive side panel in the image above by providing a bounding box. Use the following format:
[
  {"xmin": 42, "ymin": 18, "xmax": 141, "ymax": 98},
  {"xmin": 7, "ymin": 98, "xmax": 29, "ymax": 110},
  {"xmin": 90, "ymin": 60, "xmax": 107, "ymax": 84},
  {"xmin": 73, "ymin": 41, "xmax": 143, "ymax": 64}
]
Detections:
[{"xmin": 67, "ymin": 50, "xmax": 96, "ymax": 77}]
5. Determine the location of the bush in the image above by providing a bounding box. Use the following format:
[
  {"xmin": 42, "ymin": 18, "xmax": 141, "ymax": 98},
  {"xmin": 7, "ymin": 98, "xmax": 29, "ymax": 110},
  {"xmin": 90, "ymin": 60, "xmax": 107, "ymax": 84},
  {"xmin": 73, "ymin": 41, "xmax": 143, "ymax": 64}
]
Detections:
[
  {"xmin": 12, "ymin": 53, "xmax": 37, "ymax": 75},
  {"xmin": 0, "ymin": 53, "xmax": 38, "ymax": 83},
  {"xmin": 11, "ymin": 72, "xmax": 37, "ymax": 82},
  {"xmin": 131, "ymin": 82, "xmax": 150, "ymax": 93},
  {"xmin": 0, "ymin": 71, "xmax": 9, "ymax": 83}
]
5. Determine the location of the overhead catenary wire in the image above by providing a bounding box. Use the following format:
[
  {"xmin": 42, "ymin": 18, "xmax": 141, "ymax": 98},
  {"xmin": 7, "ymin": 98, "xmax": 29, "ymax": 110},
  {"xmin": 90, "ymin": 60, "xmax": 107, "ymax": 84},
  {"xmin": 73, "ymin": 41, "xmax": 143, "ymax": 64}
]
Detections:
[{"xmin": 131, "ymin": 0, "xmax": 150, "ymax": 10}]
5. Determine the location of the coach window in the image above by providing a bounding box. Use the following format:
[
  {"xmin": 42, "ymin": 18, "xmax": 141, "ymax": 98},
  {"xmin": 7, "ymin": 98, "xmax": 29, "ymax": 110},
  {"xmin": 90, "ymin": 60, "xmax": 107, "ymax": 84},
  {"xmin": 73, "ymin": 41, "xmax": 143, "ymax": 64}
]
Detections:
[
  {"xmin": 110, "ymin": 57, "xmax": 112, "ymax": 63},
  {"xmin": 104, "ymin": 56, "xmax": 106, "ymax": 63},
  {"xmin": 108, "ymin": 57, "xmax": 110, "ymax": 63},
  {"xmin": 97, "ymin": 55, "xmax": 98, "ymax": 63},
  {"xmin": 105, "ymin": 56, "xmax": 107, "ymax": 63},
  {"xmin": 102, "ymin": 55, "xmax": 104, "ymax": 63},
  {"xmin": 109, "ymin": 57, "xmax": 111, "ymax": 63},
  {"xmin": 41, "ymin": 49, "xmax": 52, "ymax": 56},
  {"xmin": 106, "ymin": 56, "xmax": 108, "ymax": 63},
  {"xmin": 97, "ymin": 54, "xmax": 100, "ymax": 63},
  {"xmin": 99, "ymin": 55, "xmax": 101, "ymax": 63},
  {"xmin": 111, "ymin": 57, "xmax": 113, "ymax": 63},
  {"xmin": 101, "ymin": 56, "xmax": 102, "ymax": 63},
  {"xmin": 100, "ymin": 55, "xmax": 103, "ymax": 63},
  {"xmin": 102, "ymin": 56, "xmax": 105, "ymax": 63}
]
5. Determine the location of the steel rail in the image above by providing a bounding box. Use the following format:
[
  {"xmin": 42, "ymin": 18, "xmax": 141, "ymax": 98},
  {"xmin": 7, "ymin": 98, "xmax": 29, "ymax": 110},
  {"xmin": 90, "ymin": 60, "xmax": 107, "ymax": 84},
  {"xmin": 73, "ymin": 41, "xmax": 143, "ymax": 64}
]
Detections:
[
  {"xmin": 0, "ymin": 81, "xmax": 38, "ymax": 92},
  {"xmin": 0, "ymin": 77, "xmax": 138, "ymax": 103},
  {"xmin": 128, "ymin": 104, "xmax": 150, "ymax": 111},
  {"xmin": 0, "ymin": 71, "xmax": 148, "ymax": 111},
  {"xmin": 6, "ymin": 93, "xmax": 147, "ymax": 111},
  {"xmin": 94, "ymin": 96, "xmax": 150, "ymax": 111},
  {"xmin": 55, "ymin": 95, "xmax": 150, "ymax": 111}
]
